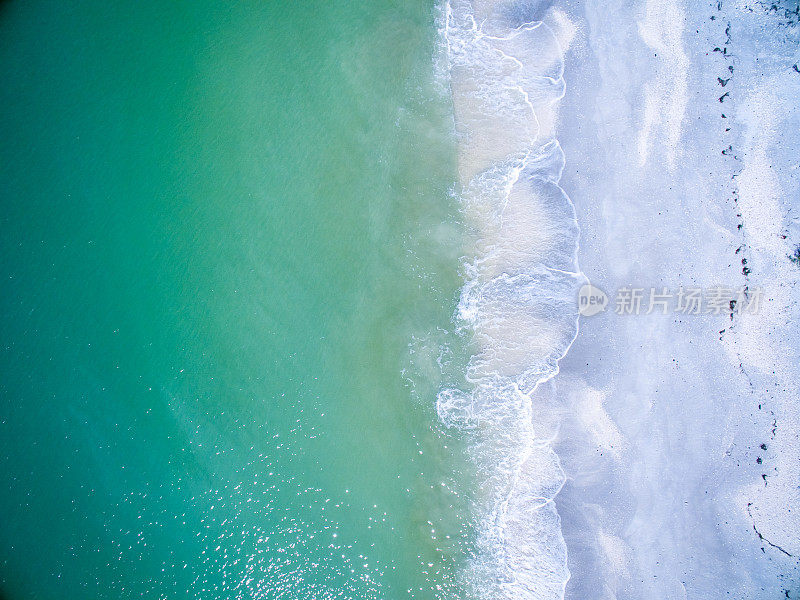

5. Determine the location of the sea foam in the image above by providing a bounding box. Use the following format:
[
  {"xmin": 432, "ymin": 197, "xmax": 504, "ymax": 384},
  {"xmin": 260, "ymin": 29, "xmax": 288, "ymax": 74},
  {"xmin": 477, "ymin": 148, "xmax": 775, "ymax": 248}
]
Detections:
[{"xmin": 437, "ymin": 2, "xmax": 582, "ymax": 598}]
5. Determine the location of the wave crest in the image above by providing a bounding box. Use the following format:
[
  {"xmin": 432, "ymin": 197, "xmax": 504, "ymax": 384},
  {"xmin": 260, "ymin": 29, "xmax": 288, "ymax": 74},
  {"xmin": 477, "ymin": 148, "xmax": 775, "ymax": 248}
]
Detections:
[{"xmin": 437, "ymin": 2, "xmax": 583, "ymax": 598}]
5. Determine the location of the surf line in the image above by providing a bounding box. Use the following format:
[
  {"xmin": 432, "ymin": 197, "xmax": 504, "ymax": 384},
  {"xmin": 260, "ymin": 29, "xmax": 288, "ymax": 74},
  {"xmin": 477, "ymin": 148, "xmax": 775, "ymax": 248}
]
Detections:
[{"xmin": 437, "ymin": 2, "xmax": 584, "ymax": 598}]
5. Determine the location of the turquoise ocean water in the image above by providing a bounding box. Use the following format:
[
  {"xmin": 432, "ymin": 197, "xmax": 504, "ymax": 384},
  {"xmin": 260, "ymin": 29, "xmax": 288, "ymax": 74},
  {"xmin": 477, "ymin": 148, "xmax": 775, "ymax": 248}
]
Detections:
[{"xmin": 0, "ymin": 2, "xmax": 474, "ymax": 598}]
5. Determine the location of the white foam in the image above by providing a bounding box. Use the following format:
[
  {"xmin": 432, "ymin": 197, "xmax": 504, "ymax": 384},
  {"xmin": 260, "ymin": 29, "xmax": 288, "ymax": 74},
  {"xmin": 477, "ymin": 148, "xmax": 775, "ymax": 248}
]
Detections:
[{"xmin": 437, "ymin": 2, "xmax": 582, "ymax": 598}]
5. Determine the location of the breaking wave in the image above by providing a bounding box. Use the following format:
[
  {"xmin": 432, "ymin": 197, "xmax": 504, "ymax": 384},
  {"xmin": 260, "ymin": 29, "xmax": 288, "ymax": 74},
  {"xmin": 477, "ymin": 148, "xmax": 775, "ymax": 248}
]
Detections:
[{"xmin": 436, "ymin": 1, "xmax": 583, "ymax": 598}]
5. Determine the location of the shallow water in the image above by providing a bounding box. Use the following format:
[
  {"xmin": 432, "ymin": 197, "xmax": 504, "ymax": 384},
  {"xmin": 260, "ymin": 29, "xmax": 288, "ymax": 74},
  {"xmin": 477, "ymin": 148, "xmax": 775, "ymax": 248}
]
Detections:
[{"xmin": 0, "ymin": 2, "xmax": 474, "ymax": 598}]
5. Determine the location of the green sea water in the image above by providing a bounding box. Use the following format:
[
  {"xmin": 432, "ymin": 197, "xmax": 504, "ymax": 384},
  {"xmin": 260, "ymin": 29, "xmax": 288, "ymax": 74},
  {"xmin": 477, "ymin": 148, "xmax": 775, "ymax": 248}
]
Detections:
[{"xmin": 0, "ymin": 2, "xmax": 473, "ymax": 598}]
